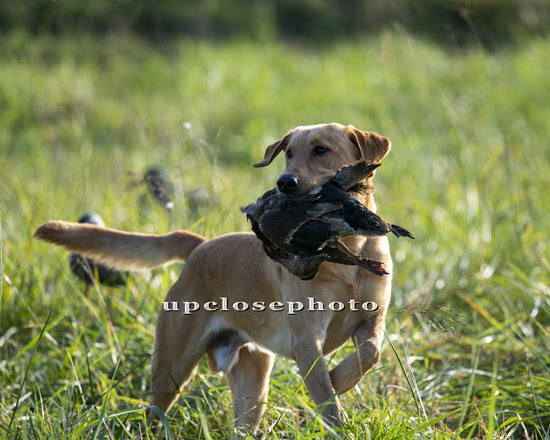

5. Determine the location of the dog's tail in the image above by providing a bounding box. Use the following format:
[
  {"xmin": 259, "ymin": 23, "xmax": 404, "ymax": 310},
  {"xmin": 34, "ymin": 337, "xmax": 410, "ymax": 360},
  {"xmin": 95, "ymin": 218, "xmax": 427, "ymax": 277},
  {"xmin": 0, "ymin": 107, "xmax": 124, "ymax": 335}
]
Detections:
[{"xmin": 34, "ymin": 221, "xmax": 207, "ymax": 271}]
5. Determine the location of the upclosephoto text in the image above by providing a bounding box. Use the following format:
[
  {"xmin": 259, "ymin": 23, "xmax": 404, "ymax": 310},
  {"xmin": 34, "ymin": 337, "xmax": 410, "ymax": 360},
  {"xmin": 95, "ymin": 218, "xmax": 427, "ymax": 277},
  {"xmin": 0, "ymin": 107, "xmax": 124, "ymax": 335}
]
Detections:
[{"xmin": 162, "ymin": 297, "xmax": 379, "ymax": 315}]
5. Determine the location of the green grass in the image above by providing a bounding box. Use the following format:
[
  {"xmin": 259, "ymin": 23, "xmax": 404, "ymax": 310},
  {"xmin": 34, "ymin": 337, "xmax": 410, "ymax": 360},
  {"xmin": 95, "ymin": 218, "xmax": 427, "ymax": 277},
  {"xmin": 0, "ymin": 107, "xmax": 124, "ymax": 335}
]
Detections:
[{"xmin": 1, "ymin": 30, "xmax": 549, "ymax": 439}]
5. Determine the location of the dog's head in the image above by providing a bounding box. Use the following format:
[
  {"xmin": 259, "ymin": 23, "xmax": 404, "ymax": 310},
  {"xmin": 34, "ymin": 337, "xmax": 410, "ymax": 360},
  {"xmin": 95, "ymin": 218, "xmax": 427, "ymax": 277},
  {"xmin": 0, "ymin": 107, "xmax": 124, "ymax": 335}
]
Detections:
[{"xmin": 254, "ymin": 123, "xmax": 391, "ymax": 197}]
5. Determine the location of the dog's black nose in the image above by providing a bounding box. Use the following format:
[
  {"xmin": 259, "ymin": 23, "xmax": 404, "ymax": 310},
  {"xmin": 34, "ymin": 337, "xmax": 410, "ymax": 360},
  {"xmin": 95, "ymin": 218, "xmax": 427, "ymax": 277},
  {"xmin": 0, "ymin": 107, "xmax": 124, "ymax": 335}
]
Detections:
[{"xmin": 277, "ymin": 174, "xmax": 301, "ymax": 194}]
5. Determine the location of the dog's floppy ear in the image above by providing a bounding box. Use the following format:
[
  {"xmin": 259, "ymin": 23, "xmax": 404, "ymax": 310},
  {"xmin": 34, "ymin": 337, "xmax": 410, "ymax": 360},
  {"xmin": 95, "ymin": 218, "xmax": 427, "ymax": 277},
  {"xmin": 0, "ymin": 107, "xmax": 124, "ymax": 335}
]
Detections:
[
  {"xmin": 253, "ymin": 132, "xmax": 292, "ymax": 168},
  {"xmin": 345, "ymin": 126, "xmax": 391, "ymax": 164}
]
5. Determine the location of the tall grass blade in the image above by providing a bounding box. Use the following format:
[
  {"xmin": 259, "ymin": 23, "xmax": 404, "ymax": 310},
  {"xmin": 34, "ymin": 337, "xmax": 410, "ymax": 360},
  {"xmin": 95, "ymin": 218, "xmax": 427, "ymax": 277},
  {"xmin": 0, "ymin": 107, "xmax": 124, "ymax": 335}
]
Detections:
[
  {"xmin": 8, "ymin": 303, "xmax": 56, "ymax": 432},
  {"xmin": 455, "ymin": 344, "xmax": 480, "ymax": 439}
]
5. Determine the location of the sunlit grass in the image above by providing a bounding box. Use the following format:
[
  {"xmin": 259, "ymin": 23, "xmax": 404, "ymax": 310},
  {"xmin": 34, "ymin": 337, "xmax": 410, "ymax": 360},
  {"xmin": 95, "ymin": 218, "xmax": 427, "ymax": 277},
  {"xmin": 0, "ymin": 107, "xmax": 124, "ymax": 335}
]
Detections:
[{"xmin": 1, "ymin": 30, "xmax": 549, "ymax": 438}]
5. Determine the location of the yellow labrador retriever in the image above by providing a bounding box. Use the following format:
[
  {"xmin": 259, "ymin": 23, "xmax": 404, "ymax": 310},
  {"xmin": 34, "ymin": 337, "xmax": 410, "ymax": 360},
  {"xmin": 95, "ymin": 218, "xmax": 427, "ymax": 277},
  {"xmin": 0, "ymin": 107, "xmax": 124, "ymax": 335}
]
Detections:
[{"xmin": 34, "ymin": 123, "xmax": 393, "ymax": 436}]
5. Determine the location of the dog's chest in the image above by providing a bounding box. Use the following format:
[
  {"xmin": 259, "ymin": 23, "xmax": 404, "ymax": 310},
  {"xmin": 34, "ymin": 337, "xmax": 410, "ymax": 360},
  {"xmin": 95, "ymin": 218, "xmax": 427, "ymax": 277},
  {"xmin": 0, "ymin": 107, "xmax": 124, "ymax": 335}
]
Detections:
[
  {"xmin": 262, "ymin": 327, "xmax": 294, "ymax": 357},
  {"xmin": 260, "ymin": 313, "xmax": 359, "ymax": 358}
]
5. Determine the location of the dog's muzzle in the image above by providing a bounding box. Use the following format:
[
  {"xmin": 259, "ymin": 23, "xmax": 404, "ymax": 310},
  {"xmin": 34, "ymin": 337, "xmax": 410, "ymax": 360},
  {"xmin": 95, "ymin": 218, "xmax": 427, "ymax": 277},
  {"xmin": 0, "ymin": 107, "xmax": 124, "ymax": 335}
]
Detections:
[{"xmin": 277, "ymin": 174, "xmax": 301, "ymax": 195}]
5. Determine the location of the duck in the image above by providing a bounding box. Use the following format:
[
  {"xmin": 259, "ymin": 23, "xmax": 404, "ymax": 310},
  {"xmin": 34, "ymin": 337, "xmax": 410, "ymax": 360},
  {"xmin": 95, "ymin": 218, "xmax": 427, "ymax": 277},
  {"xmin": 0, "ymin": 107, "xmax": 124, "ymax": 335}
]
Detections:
[
  {"xmin": 69, "ymin": 213, "xmax": 129, "ymax": 296},
  {"xmin": 143, "ymin": 167, "xmax": 175, "ymax": 211},
  {"xmin": 246, "ymin": 211, "xmax": 330, "ymax": 280},
  {"xmin": 242, "ymin": 161, "xmax": 414, "ymax": 280}
]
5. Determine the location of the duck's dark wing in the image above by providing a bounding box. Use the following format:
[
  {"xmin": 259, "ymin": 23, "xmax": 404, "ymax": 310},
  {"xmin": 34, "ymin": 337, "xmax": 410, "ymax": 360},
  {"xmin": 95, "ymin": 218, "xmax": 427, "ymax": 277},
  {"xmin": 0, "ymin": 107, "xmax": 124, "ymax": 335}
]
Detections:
[
  {"xmin": 304, "ymin": 201, "xmax": 342, "ymax": 218},
  {"xmin": 334, "ymin": 194, "xmax": 394, "ymax": 236},
  {"xmin": 332, "ymin": 162, "xmax": 381, "ymax": 191},
  {"xmin": 241, "ymin": 203, "xmax": 257, "ymax": 217},
  {"xmin": 247, "ymin": 212, "xmax": 328, "ymax": 280},
  {"xmin": 256, "ymin": 195, "xmax": 321, "ymax": 250},
  {"xmin": 338, "ymin": 196, "xmax": 414, "ymax": 239},
  {"xmin": 246, "ymin": 213, "xmax": 273, "ymax": 248},
  {"xmin": 288, "ymin": 219, "xmax": 335, "ymax": 252},
  {"xmin": 241, "ymin": 188, "xmax": 278, "ymax": 219}
]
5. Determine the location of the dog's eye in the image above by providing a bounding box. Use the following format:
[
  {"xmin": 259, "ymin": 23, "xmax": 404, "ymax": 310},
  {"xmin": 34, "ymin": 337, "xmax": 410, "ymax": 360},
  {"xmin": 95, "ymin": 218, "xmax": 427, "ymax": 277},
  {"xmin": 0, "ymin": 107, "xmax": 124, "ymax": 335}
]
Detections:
[
  {"xmin": 313, "ymin": 146, "xmax": 329, "ymax": 156},
  {"xmin": 286, "ymin": 150, "xmax": 292, "ymax": 159}
]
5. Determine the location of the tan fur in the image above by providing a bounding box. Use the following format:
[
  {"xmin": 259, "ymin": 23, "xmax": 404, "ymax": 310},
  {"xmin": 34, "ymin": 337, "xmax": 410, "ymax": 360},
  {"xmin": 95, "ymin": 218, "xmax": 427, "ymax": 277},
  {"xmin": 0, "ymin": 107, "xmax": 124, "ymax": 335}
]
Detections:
[
  {"xmin": 34, "ymin": 123, "xmax": 394, "ymax": 437},
  {"xmin": 34, "ymin": 221, "xmax": 206, "ymax": 270}
]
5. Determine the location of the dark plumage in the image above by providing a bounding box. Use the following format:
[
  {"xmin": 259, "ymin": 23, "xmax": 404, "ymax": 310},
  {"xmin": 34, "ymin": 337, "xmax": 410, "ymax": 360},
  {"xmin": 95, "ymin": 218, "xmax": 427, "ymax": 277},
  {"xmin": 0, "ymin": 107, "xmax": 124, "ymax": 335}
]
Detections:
[
  {"xmin": 242, "ymin": 161, "xmax": 414, "ymax": 280},
  {"xmin": 144, "ymin": 167, "xmax": 174, "ymax": 211},
  {"xmin": 69, "ymin": 213, "xmax": 129, "ymax": 296}
]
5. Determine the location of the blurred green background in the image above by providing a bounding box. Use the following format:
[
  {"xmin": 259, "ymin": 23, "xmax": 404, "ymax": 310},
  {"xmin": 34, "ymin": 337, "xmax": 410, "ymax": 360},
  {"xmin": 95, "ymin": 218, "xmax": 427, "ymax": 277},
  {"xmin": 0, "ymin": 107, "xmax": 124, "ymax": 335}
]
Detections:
[
  {"xmin": 1, "ymin": 2, "xmax": 549, "ymax": 439},
  {"xmin": 2, "ymin": 0, "xmax": 550, "ymax": 48}
]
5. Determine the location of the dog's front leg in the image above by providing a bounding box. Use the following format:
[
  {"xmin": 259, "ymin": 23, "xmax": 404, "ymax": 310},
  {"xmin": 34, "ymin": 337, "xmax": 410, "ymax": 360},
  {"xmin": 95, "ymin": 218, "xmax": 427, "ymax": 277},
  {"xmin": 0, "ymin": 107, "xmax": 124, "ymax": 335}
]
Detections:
[
  {"xmin": 292, "ymin": 330, "xmax": 343, "ymax": 427},
  {"xmin": 329, "ymin": 313, "xmax": 384, "ymax": 395}
]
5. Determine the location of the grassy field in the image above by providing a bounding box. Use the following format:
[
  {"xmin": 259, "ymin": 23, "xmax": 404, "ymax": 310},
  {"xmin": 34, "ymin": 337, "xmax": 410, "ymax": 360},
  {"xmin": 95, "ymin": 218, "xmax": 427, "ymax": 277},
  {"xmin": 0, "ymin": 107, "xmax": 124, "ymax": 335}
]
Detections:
[{"xmin": 1, "ymin": 30, "xmax": 549, "ymax": 439}]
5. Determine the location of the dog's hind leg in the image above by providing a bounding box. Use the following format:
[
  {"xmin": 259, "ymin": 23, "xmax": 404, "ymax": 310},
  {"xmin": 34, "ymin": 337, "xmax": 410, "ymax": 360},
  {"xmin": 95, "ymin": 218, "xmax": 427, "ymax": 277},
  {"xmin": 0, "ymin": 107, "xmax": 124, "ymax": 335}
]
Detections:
[
  {"xmin": 147, "ymin": 344, "xmax": 206, "ymax": 420},
  {"xmin": 146, "ymin": 311, "xmax": 210, "ymax": 420},
  {"xmin": 226, "ymin": 346, "xmax": 274, "ymax": 438}
]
